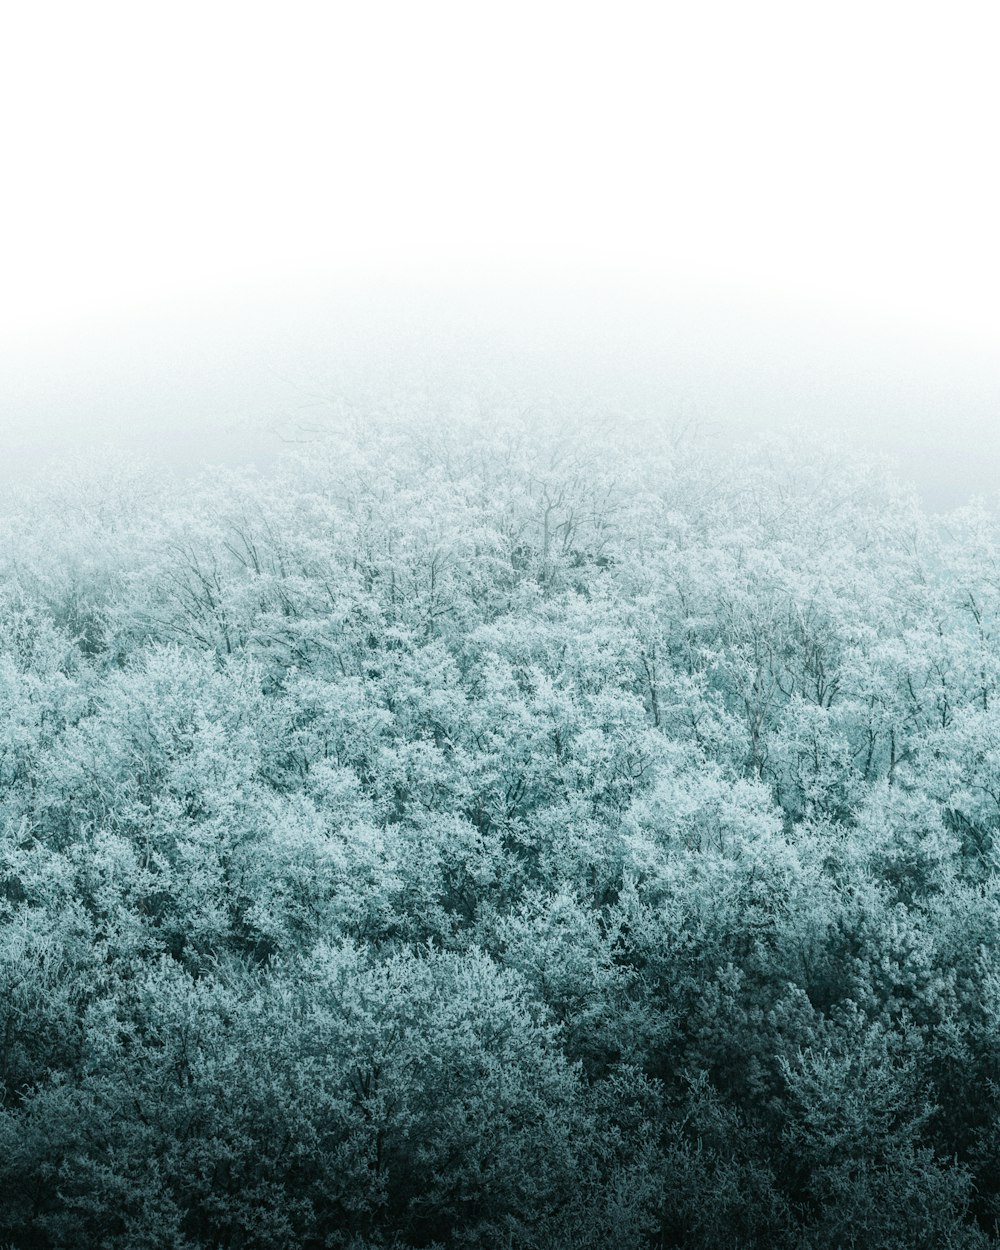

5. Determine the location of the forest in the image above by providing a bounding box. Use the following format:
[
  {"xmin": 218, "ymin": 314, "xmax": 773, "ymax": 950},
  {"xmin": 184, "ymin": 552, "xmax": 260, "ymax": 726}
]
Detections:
[{"xmin": 3, "ymin": 407, "xmax": 1000, "ymax": 1248}]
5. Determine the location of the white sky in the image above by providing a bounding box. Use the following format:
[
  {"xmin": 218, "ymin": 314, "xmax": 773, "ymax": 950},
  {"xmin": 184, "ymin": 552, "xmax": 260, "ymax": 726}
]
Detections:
[{"xmin": 3, "ymin": 0, "xmax": 999, "ymax": 348}]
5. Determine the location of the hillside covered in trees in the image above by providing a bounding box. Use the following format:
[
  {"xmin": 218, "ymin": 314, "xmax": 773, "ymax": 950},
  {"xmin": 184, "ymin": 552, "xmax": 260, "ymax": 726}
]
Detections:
[{"xmin": 4, "ymin": 410, "xmax": 1000, "ymax": 1248}]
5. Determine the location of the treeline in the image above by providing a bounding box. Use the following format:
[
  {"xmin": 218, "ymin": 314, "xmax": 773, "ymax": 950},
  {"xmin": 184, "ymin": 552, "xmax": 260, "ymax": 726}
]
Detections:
[{"xmin": 2, "ymin": 411, "xmax": 1000, "ymax": 1247}]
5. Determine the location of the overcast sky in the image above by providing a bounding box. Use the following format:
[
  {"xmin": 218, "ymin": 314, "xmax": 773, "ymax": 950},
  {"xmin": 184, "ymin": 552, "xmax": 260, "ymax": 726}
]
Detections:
[{"xmin": 3, "ymin": 1, "xmax": 999, "ymax": 505}]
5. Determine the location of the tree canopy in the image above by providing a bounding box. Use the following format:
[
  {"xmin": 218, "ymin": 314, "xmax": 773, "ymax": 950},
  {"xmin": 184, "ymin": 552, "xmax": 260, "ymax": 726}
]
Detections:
[{"xmin": 2, "ymin": 411, "xmax": 999, "ymax": 1248}]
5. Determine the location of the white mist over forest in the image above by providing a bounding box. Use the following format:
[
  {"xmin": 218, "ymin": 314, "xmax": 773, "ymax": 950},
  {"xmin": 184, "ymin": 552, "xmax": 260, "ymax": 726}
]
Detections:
[
  {"xmin": 5, "ymin": 3, "xmax": 1000, "ymax": 1245},
  {"xmin": 5, "ymin": 277, "xmax": 1000, "ymax": 512},
  {"xmin": 4, "ymin": 3, "xmax": 1000, "ymax": 509}
]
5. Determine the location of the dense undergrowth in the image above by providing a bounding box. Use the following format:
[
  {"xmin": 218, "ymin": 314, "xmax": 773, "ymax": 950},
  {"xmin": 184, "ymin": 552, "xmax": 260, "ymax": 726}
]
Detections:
[{"xmin": 3, "ymin": 410, "xmax": 1000, "ymax": 1247}]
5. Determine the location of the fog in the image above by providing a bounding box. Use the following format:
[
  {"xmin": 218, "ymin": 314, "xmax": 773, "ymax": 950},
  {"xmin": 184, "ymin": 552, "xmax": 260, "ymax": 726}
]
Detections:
[
  {"xmin": 4, "ymin": 276, "xmax": 999, "ymax": 512},
  {"xmin": 4, "ymin": 3, "xmax": 998, "ymax": 509}
]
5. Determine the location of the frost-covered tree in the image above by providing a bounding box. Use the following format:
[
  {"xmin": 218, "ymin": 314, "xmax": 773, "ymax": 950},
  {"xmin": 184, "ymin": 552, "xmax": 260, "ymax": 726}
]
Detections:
[{"xmin": 1, "ymin": 412, "xmax": 1000, "ymax": 1247}]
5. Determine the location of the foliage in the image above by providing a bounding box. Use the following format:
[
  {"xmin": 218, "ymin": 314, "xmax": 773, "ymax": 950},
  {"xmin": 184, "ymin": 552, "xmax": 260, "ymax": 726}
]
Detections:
[{"xmin": 1, "ymin": 414, "xmax": 999, "ymax": 1246}]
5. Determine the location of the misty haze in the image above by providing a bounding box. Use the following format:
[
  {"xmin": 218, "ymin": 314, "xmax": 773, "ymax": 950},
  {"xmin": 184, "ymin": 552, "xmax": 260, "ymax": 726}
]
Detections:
[{"xmin": 5, "ymin": 281, "xmax": 999, "ymax": 512}]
